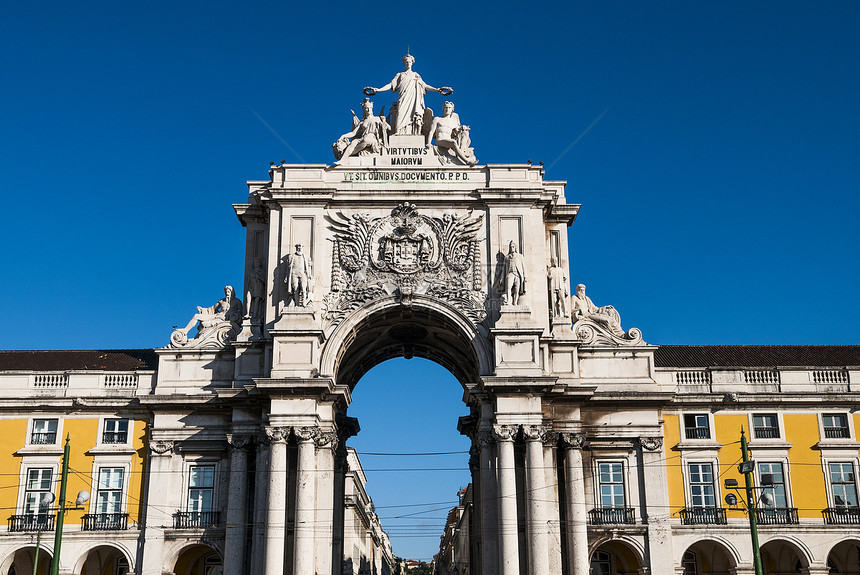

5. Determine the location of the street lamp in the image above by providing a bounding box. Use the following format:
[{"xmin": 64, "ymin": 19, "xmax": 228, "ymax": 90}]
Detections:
[
  {"xmin": 723, "ymin": 429, "xmax": 773, "ymax": 575},
  {"xmin": 47, "ymin": 436, "xmax": 89, "ymax": 575}
]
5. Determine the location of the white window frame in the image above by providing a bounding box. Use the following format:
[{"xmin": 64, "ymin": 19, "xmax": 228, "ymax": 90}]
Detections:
[
  {"xmin": 183, "ymin": 461, "xmax": 219, "ymax": 514},
  {"xmin": 594, "ymin": 460, "xmax": 628, "ymax": 509},
  {"xmin": 87, "ymin": 456, "xmax": 131, "ymax": 516},
  {"xmin": 16, "ymin": 458, "xmax": 60, "ymax": 514},
  {"xmin": 100, "ymin": 418, "xmax": 131, "ymax": 445},
  {"xmin": 749, "ymin": 413, "xmax": 783, "ymax": 441},
  {"xmin": 684, "ymin": 459, "xmax": 720, "ymax": 509},
  {"xmin": 679, "ymin": 413, "xmax": 715, "ymax": 443},
  {"xmin": 819, "ymin": 413, "xmax": 854, "ymax": 441},
  {"xmin": 22, "ymin": 468, "xmax": 55, "ymax": 515},
  {"xmin": 93, "ymin": 466, "xmax": 127, "ymax": 516},
  {"xmin": 823, "ymin": 458, "xmax": 860, "ymax": 508},
  {"xmin": 755, "ymin": 459, "xmax": 792, "ymax": 508},
  {"xmin": 28, "ymin": 418, "xmax": 62, "ymax": 446}
]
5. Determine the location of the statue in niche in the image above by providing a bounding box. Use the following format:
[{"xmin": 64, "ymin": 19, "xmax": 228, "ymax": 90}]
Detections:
[
  {"xmin": 425, "ymin": 101, "xmax": 477, "ymax": 165},
  {"xmin": 332, "ymin": 98, "xmax": 390, "ymax": 163},
  {"xmin": 245, "ymin": 257, "xmax": 265, "ymax": 320},
  {"xmin": 363, "ymin": 53, "xmax": 452, "ymax": 136},
  {"xmin": 285, "ymin": 244, "xmax": 313, "ymax": 307},
  {"xmin": 503, "ymin": 241, "xmax": 527, "ymax": 306},
  {"xmin": 571, "ymin": 284, "xmax": 624, "ymax": 336},
  {"xmin": 547, "ymin": 258, "xmax": 569, "ymax": 318},
  {"xmin": 171, "ymin": 286, "xmax": 242, "ymax": 347}
]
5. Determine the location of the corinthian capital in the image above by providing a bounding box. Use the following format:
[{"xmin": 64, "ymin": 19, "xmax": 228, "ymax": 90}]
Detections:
[
  {"xmin": 227, "ymin": 433, "xmax": 252, "ymax": 450},
  {"xmin": 314, "ymin": 430, "xmax": 338, "ymax": 449},
  {"xmin": 492, "ymin": 424, "xmax": 519, "ymax": 441},
  {"xmin": 265, "ymin": 426, "xmax": 291, "ymax": 444},
  {"xmin": 522, "ymin": 425, "xmax": 547, "ymax": 441},
  {"xmin": 559, "ymin": 432, "xmax": 586, "ymax": 449},
  {"xmin": 295, "ymin": 426, "xmax": 320, "ymax": 443},
  {"xmin": 477, "ymin": 430, "xmax": 496, "ymax": 447}
]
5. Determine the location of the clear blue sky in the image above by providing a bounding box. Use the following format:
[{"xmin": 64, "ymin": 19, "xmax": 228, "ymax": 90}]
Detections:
[{"xmin": 2, "ymin": 0, "xmax": 859, "ymax": 561}]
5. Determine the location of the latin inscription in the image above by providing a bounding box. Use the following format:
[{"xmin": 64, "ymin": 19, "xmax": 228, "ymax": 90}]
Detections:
[{"xmin": 343, "ymin": 171, "xmax": 471, "ymax": 182}]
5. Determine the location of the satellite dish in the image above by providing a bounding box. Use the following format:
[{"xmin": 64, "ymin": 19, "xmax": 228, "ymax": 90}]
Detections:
[{"xmin": 75, "ymin": 490, "xmax": 90, "ymax": 506}]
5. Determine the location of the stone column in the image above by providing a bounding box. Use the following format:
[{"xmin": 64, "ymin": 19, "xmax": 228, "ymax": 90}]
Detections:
[
  {"xmin": 252, "ymin": 439, "xmax": 269, "ymax": 575},
  {"xmin": 264, "ymin": 426, "xmax": 290, "ymax": 575},
  {"xmin": 294, "ymin": 426, "xmax": 318, "ymax": 575},
  {"xmin": 543, "ymin": 432, "xmax": 563, "ymax": 574},
  {"xmin": 494, "ymin": 425, "xmax": 520, "ymax": 575},
  {"xmin": 223, "ymin": 434, "xmax": 251, "ymax": 575},
  {"xmin": 477, "ymin": 431, "xmax": 499, "ymax": 575},
  {"xmin": 561, "ymin": 433, "xmax": 588, "ymax": 575},
  {"xmin": 524, "ymin": 425, "xmax": 550, "ymax": 575},
  {"xmin": 314, "ymin": 431, "xmax": 337, "ymax": 575},
  {"xmin": 639, "ymin": 436, "xmax": 674, "ymax": 575},
  {"xmin": 140, "ymin": 440, "xmax": 175, "ymax": 575}
]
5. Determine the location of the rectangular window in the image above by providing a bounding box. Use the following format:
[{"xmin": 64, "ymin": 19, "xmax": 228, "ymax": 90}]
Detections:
[
  {"xmin": 684, "ymin": 414, "xmax": 710, "ymax": 439},
  {"xmin": 688, "ymin": 463, "xmax": 716, "ymax": 507},
  {"xmin": 96, "ymin": 468, "xmax": 124, "ymax": 514},
  {"xmin": 823, "ymin": 414, "xmax": 850, "ymax": 439},
  {"xmin": 31, "ymin": 419, "xmax": 58, "ymax": 445},
  {"xmin": 758, "ymin": 462, "xmax": 788, "ymax": 507},
  {"xmin": 188, "ymin": 466, "xmax": 215, "ymax": 512},
  {"xmin": 24, "ymin": 468, "xmax": 53, "ymax": 514},
  {"xmin": 103, "ymin": 419, "xmax": 129, "ymax": 444},
  {"xmin": 829, "ymin": 462, "xmax": 858, "ymax": 507},
  {"xmin": 598, "ymin": 462, "xmax": 625, "ymax": 508},
  {"xmin": 753, "ymin": 414, "xmax": 780, "ymax": 439}
]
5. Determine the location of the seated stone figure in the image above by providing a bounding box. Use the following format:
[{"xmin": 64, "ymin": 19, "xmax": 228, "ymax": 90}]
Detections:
[
  {"xmin": 425, "ymin": 101, "xmax": 477, "ymax": 165},
  {"xmin": 571, "ymin": 283, "xmax": 624, "ymax": 336},
  {"xmin": 171, "ymin": 286, "xmax": 243, "ymax": 347},
  {"xmin": 333, "ymin": 98, "xmax": 390, "ymax": 163}
]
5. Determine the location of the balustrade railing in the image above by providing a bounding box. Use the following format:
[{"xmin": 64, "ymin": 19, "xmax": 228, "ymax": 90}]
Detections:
[
  {"xmin": 744, "ymin": 370, "xmax": 780, "ymax": 388},
  {"xmin": 8, "ymin": 514, "xmax": 55, "ymax": 532},
  {"xmin": 31, "ymin": 432, "xmax": 57, "ymax": 444},
  {"xmin": 753, "ymin": 426, "xmax": 780, "ymax": 439},
  {"xmin": 813, "ymin": 370, "xmax": 849, "ymax": 385},
  {"xmin": 102, "ymin": 431, "xmax": 128, "ymax": 444},
  {"xmin": 173, "ymin": 511, "xmax": 220, "ymax": 529},
  {"xmin": 679, "ymin": 507, "xmax": 727, "ymax": 525},
  {"xmin": 824, "ymin": 426, "xmax": 850, "ymax": 439},
  {"xmin": 104, "ymin": 374, "xmax": 138, "ymax": 388},
  {"xmin": 676, "ymin": 371, "xmax": 711, "ymax": 387},
  {"xmin": 755, "ymin": 507, "xmax": 798, "ymax": 525},
  {"xmin": 588, "ymin": 507, "xmax": 635, "ymax": 525},
  {"xmin": 823, "ymin": 507, "xmax": 860, "ymax": 525},
  {"xmin": 82, "ymin": 513, "xmax": 128, "ymax": 531},
  {"xmin": 684, "ymin": 427, "xmax": 711, "ymax": 440},
  {"xmin": 33, "ymin": 374, "xmax": 68, "ymax": 388}
]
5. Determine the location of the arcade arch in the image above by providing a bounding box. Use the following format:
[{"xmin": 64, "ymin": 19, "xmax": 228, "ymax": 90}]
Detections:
[
  {"xmin": 171, "ymin": 543, "xmax": 222, "ymax": 575},
  {"xmin": 760, "ymin": 538, "xmax": 810, "ymax": 575},
  {"xmin": 589, "ymin": 538, "xmax": 645, "ymax": 575},
  {"xmin": 74, "ymin": 543, "xmax": 132, "ymax": 575},
  {"xmin": 0, "ymin": 546, "xmax": 51, "ymax": 575},
  {"xmin": 678, "ymin": 539, "xmax": 738, "ymax": 575},
  {"xmin": 826, "ymin": 539, "xmax": 860, "ymax": 573}
]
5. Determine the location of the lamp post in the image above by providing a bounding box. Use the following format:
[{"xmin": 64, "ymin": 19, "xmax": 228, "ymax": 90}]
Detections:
[
  {"xmin": 723, "ymin": 429, "xmax": 771, "ymax": 575},
  {"xmin": 48, "ymin": 435, "xmax": 89, "ymax": 575}
]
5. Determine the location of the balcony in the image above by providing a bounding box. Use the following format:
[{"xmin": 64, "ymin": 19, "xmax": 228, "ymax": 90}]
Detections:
[
  {"xmin": 824, "ymin": 427, "xmax": 850, "ymax": 439},
  {"xmin": 823, "ymin": 507, "xmax": 860, "ymax": 525},
  {"xmin": 173, "ymin": 511, "xmax": 220, "ymax": 529},
  {"xmin": 755, "ymin": 507, "xmax": 798, "ymax": 525},
  {"xmin": 679, "ymin": 507, "xmax": 727, "ymax": 525},
  {"xmin": 753, "ymin": 426, "xmax": 780, "ymax": 439},
  {"xmin": 102, "ymin": 431, "xmax": 128, "ymax": 444},
  {"xmin": 684, "ymin": 427, "xmax": 711, "ymax": 440},
  {"xmin": 589, "ymin": 507, "xmax": 636, "ymax": 525},
  {"xmin": 82, "ymin": 513, "xmax": 128, "ymax": 531},
  {"xmin": 31, "ymin": 432, "xmax": 57, "ymax": 445},
  {"xmin": 8, "ymin": 514, "xmax": 55, "ymax": 532}
]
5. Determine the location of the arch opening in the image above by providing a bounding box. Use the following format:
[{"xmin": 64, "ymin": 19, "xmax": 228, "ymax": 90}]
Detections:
[
  {"xmin": 1, "ymin": 547, "xmax": 52, "ymax": 575},
  {"xmin": 760, "ymin": 539, "xmax": 809, "ymax": 575},
  {"xmin": 679, "ymin": 539, "xmax": 738, "ymax": 575},
  {"xmin": 76, "ymin": 544, "xmax": 131, "ymax": 575},
  {"xmin": 590, "ymin": 540, "xmax": 644, "ymax": 575},
  {"xmin": 172, "ymin": 544, "xmax": 222, "ymax": 575}
]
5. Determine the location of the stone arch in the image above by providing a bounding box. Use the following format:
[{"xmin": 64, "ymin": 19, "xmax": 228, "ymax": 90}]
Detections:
[
  {"xmin": 588, "ymin": 535, "xmax": 646, "ymax": 573},
  {"xmin": 678, "ymin": 537, "xmax": 740, "ymax": 574},
  {"xmin": 0, "ymin": 546, "xmax": 52, "ymax": 575},
  {"xmin": 320, "ymin": 295, "xmax": 492, "ymax": 389},
  {"xmin": 823, "ymin": 538, "xmax": 860, "ymax": 573},
  {"xmin": 759, "ymin": 536, "xmax": 813, "ymax": 574},
  {"xmin": 163, "ymin": 541, "xmax": 223, "ymax": 575},
  {"xmin": 71, "ymin": 541, "xmax": 134, "ymax": 575}
]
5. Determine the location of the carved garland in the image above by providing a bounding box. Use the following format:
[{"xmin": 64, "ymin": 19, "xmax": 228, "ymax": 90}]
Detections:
[{"xmin": 323, "ymin": 203, "xmax": 487, "ymax": 328}]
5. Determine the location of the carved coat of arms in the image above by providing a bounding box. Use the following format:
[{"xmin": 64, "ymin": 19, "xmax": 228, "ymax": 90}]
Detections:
[{"xmin": 323, "ymin": 203, "xmax": 485, "ymax": 327}]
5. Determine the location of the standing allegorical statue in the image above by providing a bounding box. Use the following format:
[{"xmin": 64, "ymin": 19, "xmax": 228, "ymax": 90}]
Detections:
[
  {"xmin": 547, "ymin": 258, "xmax": 569, "ymax": 318},
  {"xmin": 364, "ymin": 54, "xmax": 452, "ymax": 136},
  {"xmin": 503, "ymin": 241, "xmax": 527, "ymax": 306},
  {"xmin": 245, "ymin": 257, "xmax": 265, "ymax": 320},
  {"xmin": 285, "ymin": 244, "xmax": 313, "ymax": 307}
]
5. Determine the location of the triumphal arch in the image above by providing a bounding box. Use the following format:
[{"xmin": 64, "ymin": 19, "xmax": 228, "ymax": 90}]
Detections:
[{"xmin": 154, "ymin": 56, "xmax": 661, "ymax": 575}]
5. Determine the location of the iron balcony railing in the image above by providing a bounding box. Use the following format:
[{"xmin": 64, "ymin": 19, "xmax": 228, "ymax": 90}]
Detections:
[
  {"xmin": 31, "ymin": 432, "xmax": 57, "ymax": 445},
  {"xmin": 679, "ymin": 507, "xmax": 727, "ymax": 525},
  {"xmin": 173, "ymin": 511, "xmax": 221, "ymax": 529},
  {"xmin": 684, "ymin": 427, "xmax": 711, "ymax": 440},
  {"xmin": 102, "ymin": 431, "xmax": 128, "ymax": 444},
  {"xmin": 82, "ymin": 513, "xmax": 129, "ymax": 531},
  {"xmin": 588, "ymin": 507, "xmax": 635, "ymax": 525},
  {"xmin": 753, "ymin": 426, "xmax": 780, "ymax": 439},
  {"xmin": 823, "ymin": 507, "xmax": 860, "ymax": 525},
  {"xmin": 755, "ymin": 507, "xmax": 798, "ymax": 525},
  {"xmin": 824, "ymin": 427, "xmax": 850, "ymax": 439},
  {"xmin": 8, "ymin": 514, "xmax": 55, "ymax": 532}
]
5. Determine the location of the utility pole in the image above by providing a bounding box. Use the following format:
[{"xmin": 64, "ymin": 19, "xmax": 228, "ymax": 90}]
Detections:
[
  {"xmin": 50, "ymin": 435, "xmax": 71, "ymax": 575},
  {"xmin": 740, "ymin": 429, "xmax": 764, "ymax": 575}
]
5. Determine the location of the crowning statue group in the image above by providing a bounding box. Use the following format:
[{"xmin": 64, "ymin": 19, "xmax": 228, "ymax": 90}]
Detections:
[{"xmin": 333, "ymin": 54, "xmax": 477, "ymax": 165}]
